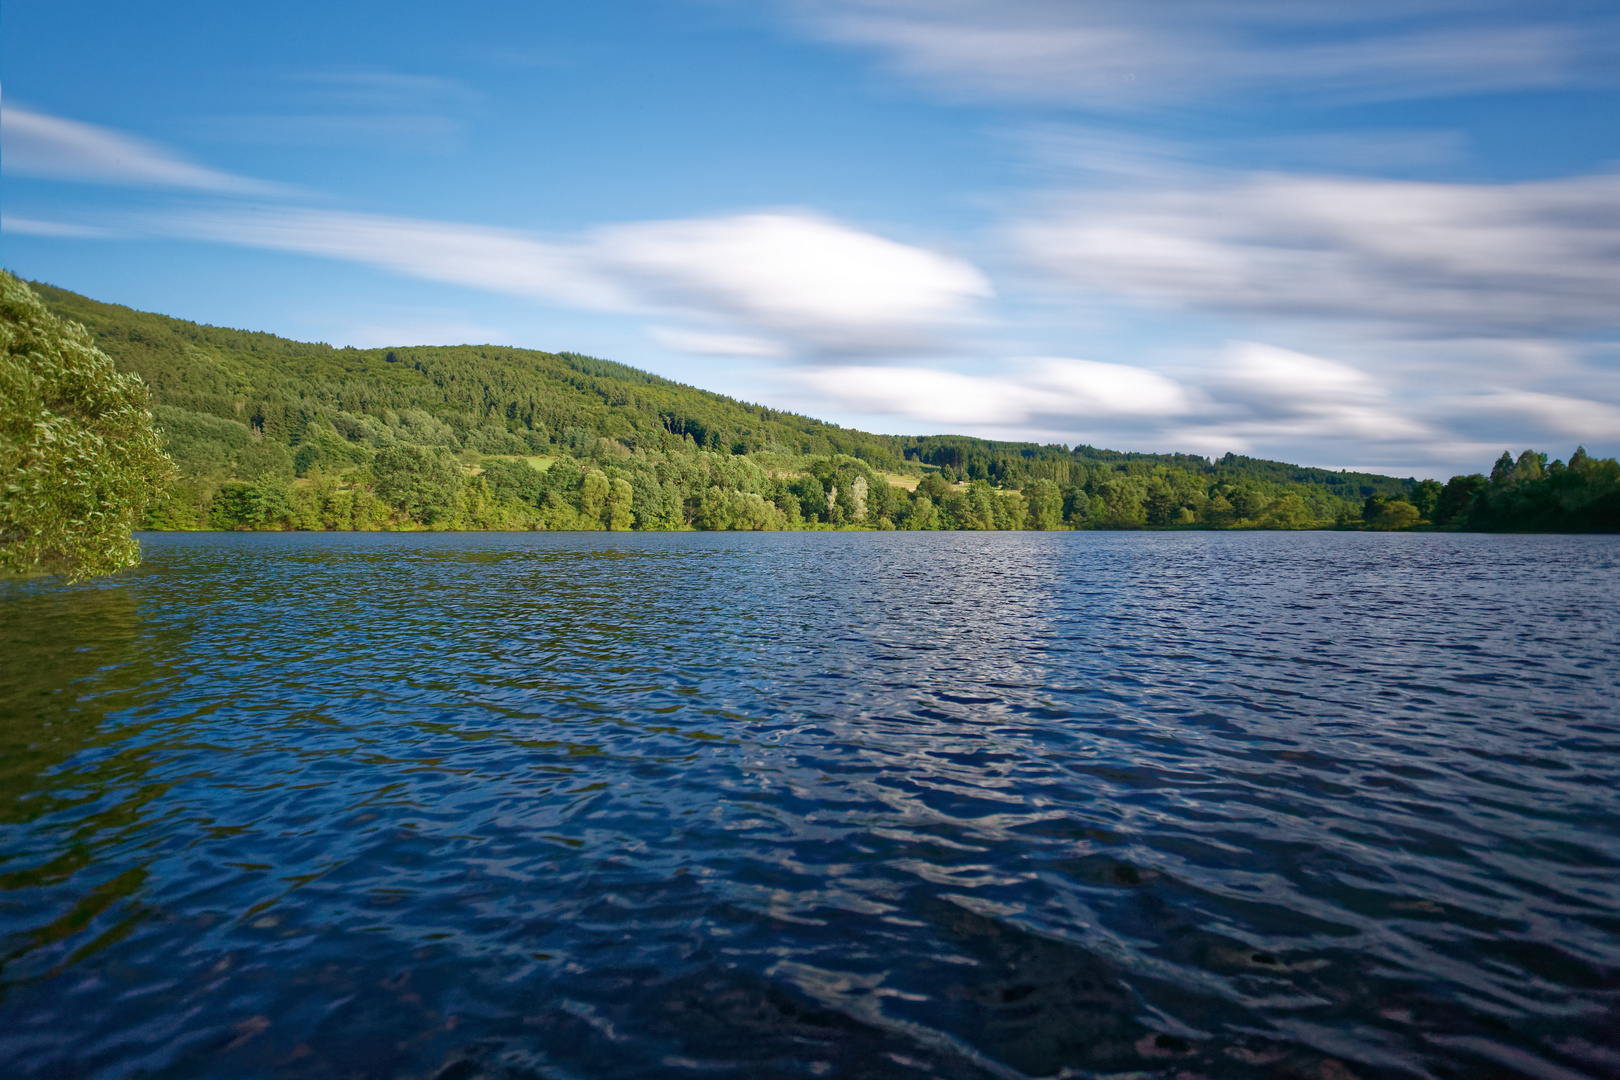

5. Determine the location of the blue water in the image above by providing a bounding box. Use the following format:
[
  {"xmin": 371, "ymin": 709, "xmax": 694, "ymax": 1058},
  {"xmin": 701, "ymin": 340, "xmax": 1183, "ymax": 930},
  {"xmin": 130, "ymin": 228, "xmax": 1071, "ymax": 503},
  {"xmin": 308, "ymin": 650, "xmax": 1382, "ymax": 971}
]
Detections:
[{"xmin": 1, "ymin": 531, "xmax": 1617, "ymax": 1080}]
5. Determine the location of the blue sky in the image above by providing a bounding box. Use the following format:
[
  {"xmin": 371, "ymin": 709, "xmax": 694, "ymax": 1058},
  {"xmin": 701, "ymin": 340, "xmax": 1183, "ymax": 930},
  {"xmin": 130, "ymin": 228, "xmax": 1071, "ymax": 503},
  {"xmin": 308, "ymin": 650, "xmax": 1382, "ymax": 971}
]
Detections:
[{"xmin": 4, "ymin": 0, "xmax": 1618, "ymax": 478}]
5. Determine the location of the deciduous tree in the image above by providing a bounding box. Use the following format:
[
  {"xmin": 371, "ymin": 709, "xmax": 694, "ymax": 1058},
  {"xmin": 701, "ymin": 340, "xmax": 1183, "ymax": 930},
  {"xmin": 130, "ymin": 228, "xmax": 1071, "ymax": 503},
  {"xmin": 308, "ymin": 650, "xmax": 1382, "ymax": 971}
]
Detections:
[{"xmin": 1, "ymin": 273, "xmax": 174, "ymax": 579}]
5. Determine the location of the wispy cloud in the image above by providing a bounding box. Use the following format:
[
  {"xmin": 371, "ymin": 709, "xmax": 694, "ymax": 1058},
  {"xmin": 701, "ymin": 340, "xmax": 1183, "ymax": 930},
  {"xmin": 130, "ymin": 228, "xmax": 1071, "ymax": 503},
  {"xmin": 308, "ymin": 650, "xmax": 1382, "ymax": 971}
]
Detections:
[
  {"xmin": 0, "ymin": 215, "xmax": 117, "ymax": 239},
  {"xmin": 153, "ymin": 205, "xmax": 614, "ymax": 305},
  {"xmin": 0, "ymin": 104, "xmax": 283, "ymax": 193},
  {"xmin": 594, "ymin": 213, "xmax": 991, "ymax": 353},
  {"xmin": 784, "ymin": 0, "xmax": 1618, "ymax": 107},
  {"xmin": 1454, "ymin": 390, "xmax": 1620, "ymax": 440},
  {"xmin": 794, "ymin": 365, "xmax": 1029, "ymax": 425},
  {"xmin": 1010, "ymin": 124, "xmax": 1473, "ymax": 182},
  {"xmin": 783, "ymin": 332, "xmax": 1619, "ymax": 475},
  {"xmin": 3, "ymin": 105, "xmax": 991, "ymax": 357},
  {"xmin": 1206, "ymin": 342, "xmax": 1432, "ymax": 442},
  {"xmin": 792, "ymin": 357, "xmax": 1193, "ymax": 426},
  {"xmin": 788, "ymin": 343, "xmax": 1500, "ymax": 469},
  {"xmin": 9, "ymin": 104, "xmax": 1616, "ymax": 474},
  {"xmin": 1011, "ymin": 171, "xmax": 1620, "ymax": 337},
  {"xmin": 648, "ymin": 327, "xmax": 788, "ymax": 358},
  {"xmin": 788, "ymin": 338, "xmax": 1619, "ymax": 473},
  {"xmin": 136, "ymin": 205, "xmax": 989, "ymax": 356}
]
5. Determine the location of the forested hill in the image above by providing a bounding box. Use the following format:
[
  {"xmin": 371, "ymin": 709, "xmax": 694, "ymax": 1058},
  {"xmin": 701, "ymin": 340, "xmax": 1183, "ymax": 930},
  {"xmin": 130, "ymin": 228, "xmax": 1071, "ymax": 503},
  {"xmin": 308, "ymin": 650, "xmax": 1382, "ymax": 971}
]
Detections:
[
  {"xmin": 31, "ymin": 279, "xmax": 1413, "ymax": 498},
  {"xmin": 29, "ymin": 281, "xmax": 899, "ymax": 465},
  {"xmin": 25, "ymin": 278, "xmax": 1615, "ymax": 533}
]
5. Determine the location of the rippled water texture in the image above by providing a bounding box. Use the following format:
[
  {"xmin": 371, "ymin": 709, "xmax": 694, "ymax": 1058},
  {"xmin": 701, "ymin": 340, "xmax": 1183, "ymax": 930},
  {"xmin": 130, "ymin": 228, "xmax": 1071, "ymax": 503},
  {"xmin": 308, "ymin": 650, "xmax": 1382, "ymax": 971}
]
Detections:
[{"xmin": 2, "ymin": 531, "xmax": 1618, "ymax": 1080}]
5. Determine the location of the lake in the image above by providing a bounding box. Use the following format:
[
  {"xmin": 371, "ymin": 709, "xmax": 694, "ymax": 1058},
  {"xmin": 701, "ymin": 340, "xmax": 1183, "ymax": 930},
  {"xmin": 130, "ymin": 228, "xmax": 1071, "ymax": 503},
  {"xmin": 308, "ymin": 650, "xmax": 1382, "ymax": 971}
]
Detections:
[{"xmin": 1, "ymin": 530, "xmax": 1616, "ymax": 1080}]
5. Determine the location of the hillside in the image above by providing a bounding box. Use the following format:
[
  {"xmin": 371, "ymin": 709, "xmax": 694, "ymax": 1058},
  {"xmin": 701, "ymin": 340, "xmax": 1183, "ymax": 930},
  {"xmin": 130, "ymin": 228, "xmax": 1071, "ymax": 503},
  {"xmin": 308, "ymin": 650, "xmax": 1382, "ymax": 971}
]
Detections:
[
  {"xmin": 30, "ymin": 281, "xmax": 903, "ymax": 466},
  {"xmin": 32, "ymin": 280, "xmax": 1417, "ymax": 491},
  {"xmin": 26, "ymin": 278, "xmax": 1510, "ymax": 533}
]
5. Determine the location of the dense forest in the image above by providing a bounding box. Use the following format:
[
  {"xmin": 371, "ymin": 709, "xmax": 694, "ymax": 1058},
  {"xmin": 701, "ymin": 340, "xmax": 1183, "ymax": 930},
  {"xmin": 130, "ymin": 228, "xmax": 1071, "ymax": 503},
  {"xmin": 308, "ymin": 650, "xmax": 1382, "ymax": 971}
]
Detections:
[{"xmin": 26, "ymin": 280, "xmax": 1620, "ymax": 534}]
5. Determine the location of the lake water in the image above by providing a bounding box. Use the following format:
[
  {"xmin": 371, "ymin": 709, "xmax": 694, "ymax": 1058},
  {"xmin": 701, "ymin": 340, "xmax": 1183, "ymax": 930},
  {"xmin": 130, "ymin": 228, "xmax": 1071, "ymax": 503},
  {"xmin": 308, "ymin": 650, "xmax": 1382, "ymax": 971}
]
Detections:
[{"xmin": 2, "ymin": 531, "xmax": 1617, "ymax": 1080}]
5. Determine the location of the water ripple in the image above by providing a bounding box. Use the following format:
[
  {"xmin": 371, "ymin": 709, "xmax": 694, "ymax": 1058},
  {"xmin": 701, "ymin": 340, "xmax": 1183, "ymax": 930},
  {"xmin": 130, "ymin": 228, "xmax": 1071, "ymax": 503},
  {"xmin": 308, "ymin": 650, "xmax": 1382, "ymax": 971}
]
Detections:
[{"xmin": 1, "ymin": 530, "xmax": 1616, "ymax": 1079}]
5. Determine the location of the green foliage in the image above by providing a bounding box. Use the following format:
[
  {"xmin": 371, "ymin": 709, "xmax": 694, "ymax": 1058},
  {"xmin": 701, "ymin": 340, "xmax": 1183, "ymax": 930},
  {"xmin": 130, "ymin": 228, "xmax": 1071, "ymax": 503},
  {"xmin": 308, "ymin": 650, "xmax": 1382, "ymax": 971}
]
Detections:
[
  {"xmin": 373, "ymin": 444, "xmax": 464, "ymax": 526},
  {"xmin": 1262, "ymin": 493, "xmax": 1310, "ymax": 529},
  {"xmin": 481, "ymin": 457, "xmax": 546, "ymax": 506},
  {"xmin": 1, "ymin": 273, "xmax": 175, "ymax": 579},
  {"xmin": 1436, "ymin": 474, "xmax": 1486, "ymax": 526},
  {"xmin": 1364, "ymin": 448, "xmax": 1620, "ymax": 533},
  {"xmin": 208, "ymin": 480, "xmax": 291, "ymax": 530},
  {"xmin": 152, "ymin": 404, "xmax": 251, "ymax": 476},
  {"xmin": 1410, "ymin": 479, "xmax": 1442, "ymax": 522},
  {"xmin": 29, "ymin": 280, "xmax": 906, "ymax": 469},
  {"xmin": 904, "ymin": 436, "xmax": 1413, "ymax": 502},
  {"xmin": 1452, "ymin": 446, "xmax": 1620, "ymax": 531},
  {"xmin": 1024, "ymin": 478, "xmax": 1063, "ymax": 530},
  {"xmin": 1363, "ymin": 495, "xmax": 1421, "ymax": 530}
]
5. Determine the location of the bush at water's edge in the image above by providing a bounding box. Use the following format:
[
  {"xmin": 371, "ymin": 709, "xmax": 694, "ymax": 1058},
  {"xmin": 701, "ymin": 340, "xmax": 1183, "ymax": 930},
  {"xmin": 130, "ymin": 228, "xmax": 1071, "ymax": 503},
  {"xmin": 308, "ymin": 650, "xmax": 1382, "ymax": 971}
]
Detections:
[{"xmin": 1, "ymin": 272, "xmax": 175, "ymax": 580}]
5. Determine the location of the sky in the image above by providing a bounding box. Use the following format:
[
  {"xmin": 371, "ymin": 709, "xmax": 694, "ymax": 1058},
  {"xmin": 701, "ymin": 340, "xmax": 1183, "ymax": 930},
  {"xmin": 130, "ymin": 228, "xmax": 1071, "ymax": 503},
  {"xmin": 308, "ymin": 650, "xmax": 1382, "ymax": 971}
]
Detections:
[{"xmin": 4, "ymin": 0, "xmax": 1619, "ymax": 478}]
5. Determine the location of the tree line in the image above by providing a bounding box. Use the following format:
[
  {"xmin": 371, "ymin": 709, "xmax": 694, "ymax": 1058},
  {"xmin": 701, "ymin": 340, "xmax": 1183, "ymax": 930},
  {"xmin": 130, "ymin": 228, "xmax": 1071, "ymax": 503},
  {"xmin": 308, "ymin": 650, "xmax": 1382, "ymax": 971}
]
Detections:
[
  {"xmin": 29, "ymin": 278, "xmax": 1428, "ymax": 534},
  {"xmin": 5, "ymin": 273, "xmax": 1614, "ymax": 582},
  {"xmin": 1360, "ymin": 449, "xmax": 1618, "ymax": 533},
  {"xmin": 171, "ymin": 433, "xmax": 1616, "ymax": 536}
]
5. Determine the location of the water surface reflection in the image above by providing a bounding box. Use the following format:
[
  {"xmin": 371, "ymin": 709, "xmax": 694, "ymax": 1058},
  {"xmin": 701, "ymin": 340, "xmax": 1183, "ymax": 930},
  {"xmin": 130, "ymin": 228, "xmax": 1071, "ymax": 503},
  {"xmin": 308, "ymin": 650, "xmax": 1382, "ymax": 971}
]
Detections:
[{"xmin": 1, "ymin": 531, "xmax": 1616, "ymax": 1079}]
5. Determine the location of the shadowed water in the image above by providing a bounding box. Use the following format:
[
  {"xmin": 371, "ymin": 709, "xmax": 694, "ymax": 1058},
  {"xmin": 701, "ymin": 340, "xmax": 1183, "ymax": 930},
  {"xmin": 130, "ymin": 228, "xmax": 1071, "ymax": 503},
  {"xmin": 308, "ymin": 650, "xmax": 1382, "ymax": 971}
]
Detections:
[{"xmin": 1, "ymin": 530, "xmax": 1616, "ymax": 1080}]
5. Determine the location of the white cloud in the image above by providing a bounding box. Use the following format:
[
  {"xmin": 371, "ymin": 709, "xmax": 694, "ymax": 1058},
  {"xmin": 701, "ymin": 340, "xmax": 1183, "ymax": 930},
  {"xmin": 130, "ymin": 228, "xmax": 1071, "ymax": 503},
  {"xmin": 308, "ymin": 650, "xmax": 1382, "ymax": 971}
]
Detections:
[
  {"xmin": 648, "ymin": 327, "xmax": 787, "ymax": 358},
  {"xmin": 2, "ymin": 108, "xmax": 991, "ymax": 356},
  {"xmin": 1457, "ymin": 390, "xmax": 1620, "ymax": 439},
  {"xmin": 785, "ymin": 0, "xmax": 1616, "ymax": 107},
  {"xmin": 787, "ymin": 344, "xmax": 1480, "ymax": 473},
  {"xmin": 1163, "ymin": 344, "xmax": 1620, "ymax": 472},
  {"xmin": 142, "ymin": 205, "xmax": 987, "ymax": 356},
  {"xmin": 157, "ymin": 206, "xmax": 617, "ymax": 306},
  {"xmin": 11, "ymin": 105, "xmax": 1613, "ymax": 475},
  {"xmin": 1223, "ymin": 342, "xmax": 1376, "ymax": 403},
  {"xmin": 1024, "ymin": 357, "xmax": 1192, "ymax": 417},
  {"xmin": 792, "ymin": 356, "xmax": 1194, "ymax": 426},
  {"xmin": 0, "ymin": 104, "xmax": 280, "ymax": 193},
  {"xmin": 1211, "ymin": 342, "xmax": 1432, "ymax": 441},
  {"xmin": 794, "ymin": 365, "xmax": 1029, "ymax": 424},
  {"xmin": 1012, "ymin": 172, "xmax": 1620, "ymax": 336},
  {"xmin": 593, "ymin": 213, "xmax": 991, "ymax": 352}
]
